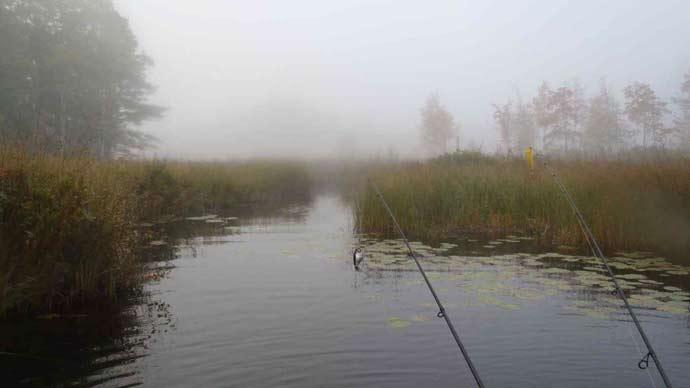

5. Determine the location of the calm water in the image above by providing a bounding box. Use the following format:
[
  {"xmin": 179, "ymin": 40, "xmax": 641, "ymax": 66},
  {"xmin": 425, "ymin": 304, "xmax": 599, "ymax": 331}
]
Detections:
[{"xmin": 3, "ymin": 195, "xmax": 690, "ymax": 387}]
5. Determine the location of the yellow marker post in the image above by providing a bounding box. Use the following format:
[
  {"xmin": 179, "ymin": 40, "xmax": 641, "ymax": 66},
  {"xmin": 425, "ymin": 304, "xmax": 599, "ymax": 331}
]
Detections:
[{"xmin": 525, "ymin": 146, "xmax": 534, "ymax": 171}]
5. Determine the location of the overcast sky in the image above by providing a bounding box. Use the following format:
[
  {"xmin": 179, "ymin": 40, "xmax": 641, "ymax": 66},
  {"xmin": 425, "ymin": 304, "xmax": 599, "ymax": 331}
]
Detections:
[{"xmin": 115, "ymin": 0, "xmax": 690, "ymax": 159}]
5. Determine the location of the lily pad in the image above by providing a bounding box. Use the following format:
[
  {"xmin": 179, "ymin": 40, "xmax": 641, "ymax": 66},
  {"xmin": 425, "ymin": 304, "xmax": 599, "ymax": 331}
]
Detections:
[
  {"xmin": 615, "ymin": 274, "xmax": 647, "ymax": 280},
  {"xmin": 663, "ymin": 286, "xmax": 683, "ymax": 292},
  {"xmin": 656, "ymin": 302, "xmax": 689, "ymax": 314},
  {"xmin": 185, "ymin": 214, "xmax": 218, "ymax": 221},
  {"xmin": 411, "ymin": 314, "xmax": 433, "ymax": 322},
  {"xmin": 542, "ymin": 267, "xmax": 571, "ymax": 274},
  {"xmin": 388, "ymin": 316, "xmax": 410, "ymax": 329}
]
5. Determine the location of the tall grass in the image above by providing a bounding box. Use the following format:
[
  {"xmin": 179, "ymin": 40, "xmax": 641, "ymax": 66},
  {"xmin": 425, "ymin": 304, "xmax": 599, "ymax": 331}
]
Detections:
[
  {"xmin": 0, "ymin": 150, "xmax": 312, "ymax": 316},
  {"xmin": 355, "ymin": 151, "xmax": 690, "ymax": 262}
]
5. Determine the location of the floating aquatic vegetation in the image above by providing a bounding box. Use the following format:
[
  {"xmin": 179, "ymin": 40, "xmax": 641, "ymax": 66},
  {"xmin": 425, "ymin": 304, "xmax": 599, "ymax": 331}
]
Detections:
[
  {"xmin": 607, "ymin": 262, "xmax": 635, "ymax": 270},
  {"xmin": 476, "ymin": 294, "xmax": 520, "ymax": 310},
  {"xmin": 411, "ymin": 314, "xmax": 433, "ymax": 322},
  {"xmin": 614, "ymin": 251, "xmax": 653, "ymax": 259},
  {"xmin": 666, "ymin": 293, "xmax": 690, "ymax": 302},
  {"xmin": 542, "ymin": 267, "xmax": 571, "ymax": 274},
  {"xmin": 638, "ymin": 279, "xmax": 663, "ymax": 285},
  {"xmin": 536, "ymin": 252, "xmax": 572, "ymax": 259},
  {"xmin": 656, "ymin": 302, "xmax": 689, "ymax": 314},
  {"xmin": 575, "ymin": 276, "xmax": 611, "ymax": 288},
  {"xmin": 522, "ymin": 258, "xmax": 543, "ymax": 267},
  {"xmin": 185, "ymin": 214, "xmax": 218, "ymax": 221},
  {"xmin": 628, "ymin": 294, "xmax": 661, "ymax": 309},
  {"xmin": 615, "ymin": 274, "xmax": 647, "ymax": 280},
  {"xmin": 541, "ymin": 278, "xmax": 575, "ymax": 291},
  {"xmin": 360, "ymin": 236, "xmax": 690, "ymax": 321},
  {"xmin": 387, "ymin": 317, "xmax": 410, "ymax": 329},
  {"xmin": 663, "ymin": 286, "xmax": 683, "ymax": 292},
  {"xmin": 564, "ymin": 303, "xmax": 619, "ymax": 320},
  {"xmin": 510, "ymin": 288, "xmax": 546, "ymax": 301}
]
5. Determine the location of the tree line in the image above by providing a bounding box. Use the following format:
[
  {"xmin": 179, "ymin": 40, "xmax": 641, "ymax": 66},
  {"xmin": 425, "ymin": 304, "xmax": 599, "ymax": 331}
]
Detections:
[
  {"xmin": 421, "ymin": 72, "xmax": 690, "ymax": 155},
  {"xmin": 0, "ymin": 0, "xmax": 162, "ymax": 158},
  {"xmin": 494, "ymin": 75, "xmax": 690, "ymax": 154}
]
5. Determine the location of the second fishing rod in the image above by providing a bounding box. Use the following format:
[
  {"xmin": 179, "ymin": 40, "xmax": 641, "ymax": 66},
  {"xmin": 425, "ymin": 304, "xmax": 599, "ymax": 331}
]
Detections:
[{"xmin": 365, "ymin": 179, "xmax": 486, "ymax": 388}]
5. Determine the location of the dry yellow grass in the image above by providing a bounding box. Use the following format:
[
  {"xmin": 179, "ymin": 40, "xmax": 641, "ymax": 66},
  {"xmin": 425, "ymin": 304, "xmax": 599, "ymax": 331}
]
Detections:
[
  {"xmin": 355, "ymin": 152, "xmax": 690, "ymax": 262},
  {"xmin": 0, "ymin": 150, "xmax": 312, "ymax": 316}
]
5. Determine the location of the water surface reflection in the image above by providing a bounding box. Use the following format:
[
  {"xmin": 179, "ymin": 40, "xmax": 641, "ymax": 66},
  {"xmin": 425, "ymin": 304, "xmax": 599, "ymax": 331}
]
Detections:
[{"xmin": 4, "ymin": 196, "xmax": 690, "ymax": 387}]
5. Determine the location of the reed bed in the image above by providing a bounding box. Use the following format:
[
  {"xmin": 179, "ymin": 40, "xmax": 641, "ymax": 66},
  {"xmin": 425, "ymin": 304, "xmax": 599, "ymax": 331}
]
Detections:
[
  {"xmin": 355, "ymin": 152, "xmax": 690, "ymax": 262},
  {"xmin": 0, "ymin": 150, "xmax": 312, "ymax": 316}
]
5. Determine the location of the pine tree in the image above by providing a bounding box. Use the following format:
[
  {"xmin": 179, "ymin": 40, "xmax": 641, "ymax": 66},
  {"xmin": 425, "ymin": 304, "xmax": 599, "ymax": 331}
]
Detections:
[{"xmin": 0, "ymin": 0, "xmax": 163, "ymax": 157}]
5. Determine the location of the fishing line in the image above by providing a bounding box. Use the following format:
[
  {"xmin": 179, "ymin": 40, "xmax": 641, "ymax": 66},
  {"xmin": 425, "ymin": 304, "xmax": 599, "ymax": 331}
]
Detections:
[
  {"xmin": 368, "ymin": 180, "xmax": 486, "ymax": 388},
  {"xmin": 542, "ymin": 159, "xmax": 673, "ymax": 388}
]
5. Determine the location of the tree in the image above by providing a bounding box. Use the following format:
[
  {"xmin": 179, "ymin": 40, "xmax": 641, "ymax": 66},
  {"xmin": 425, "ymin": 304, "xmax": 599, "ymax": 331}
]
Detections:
[
  {"xmin": 492, "ymin": 102, "xmax": 512, "ymax": 153},
  {"xmin": 538, "ymin": 84, "xmax": 584, "ymax": 152},
  {"xmin": 532, "ymin": 81, "xmax": 553, "ymax": 150},
  {"xmin": 420, "ymin": 93, "xmax": 455, "ymax": 156},
  {"xmin": 512, "ymin": 97, "xmax": 536, "ymax": 152},
  {"xmin": 673, "ymin": 70, "xmax": 690, "ymax": 149},
  {"xmin": 0, "ymin": 0, "xmax": 163, "ymax": 157},
  {"xmin": 623, "ymin": 82, "xmax": 669, "ymax": 148},
  {"xmin": 584, "ymin": 81, "xmax": 625, "ymax": 153}
]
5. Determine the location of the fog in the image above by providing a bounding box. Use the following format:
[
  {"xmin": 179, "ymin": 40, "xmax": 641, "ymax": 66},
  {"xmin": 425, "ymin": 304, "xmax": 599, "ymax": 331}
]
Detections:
[{"xmin": 115, "ymin": 0, "xmax": 690, "ymax": 159}]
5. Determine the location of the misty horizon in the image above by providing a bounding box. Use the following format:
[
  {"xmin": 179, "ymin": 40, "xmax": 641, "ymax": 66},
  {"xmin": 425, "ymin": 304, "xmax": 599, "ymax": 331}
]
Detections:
[{"xmin": 114, "ymin": 0, "xmax": 690, "ymax": 159}]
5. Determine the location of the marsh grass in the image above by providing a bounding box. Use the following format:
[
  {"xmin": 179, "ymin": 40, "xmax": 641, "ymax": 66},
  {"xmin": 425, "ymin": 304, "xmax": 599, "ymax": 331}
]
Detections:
[
  {"xmin": 355, "ymin": 151, "xmax": 690, "ymax": 262},
  {"xmin": 0, "ymin": 150, "xmax": 312, "ymax": 316}
]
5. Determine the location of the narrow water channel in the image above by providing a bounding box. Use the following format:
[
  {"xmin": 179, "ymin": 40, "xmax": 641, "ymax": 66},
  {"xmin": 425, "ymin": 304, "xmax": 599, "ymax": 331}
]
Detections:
[{"xmin": 4, "ymin": 195, "xmax": 690, "ymax": 387}]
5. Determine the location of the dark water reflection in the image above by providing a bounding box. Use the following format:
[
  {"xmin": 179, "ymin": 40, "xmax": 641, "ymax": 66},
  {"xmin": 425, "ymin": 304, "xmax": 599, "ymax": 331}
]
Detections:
[{"xmin": 3, "ymin": 195, "xmax": 690, "ymax": 387}]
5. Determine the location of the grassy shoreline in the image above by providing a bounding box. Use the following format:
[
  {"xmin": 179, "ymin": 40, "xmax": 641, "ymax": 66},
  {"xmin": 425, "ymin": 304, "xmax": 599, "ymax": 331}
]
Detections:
[
  {"xmin": 0, "ymin": 151, "xmax": 312, "ymax": 317},
  {"xmin": 3, "ymin": 149, "xmax": 689, "ymax": 316},
  {"xmin": 355, "ymin": 152, "xmax": 690, "ymax": 263}
]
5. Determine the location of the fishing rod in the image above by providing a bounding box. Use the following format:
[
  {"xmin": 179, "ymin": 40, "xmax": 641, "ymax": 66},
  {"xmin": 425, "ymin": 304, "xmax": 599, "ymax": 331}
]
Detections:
[
  {"xmin": 542, "ymin": 159, "xmax": 673, "ymax": 388},
  {"xmin": 366, "ymin": 180, "xmax": 486, "ymax": 388}
]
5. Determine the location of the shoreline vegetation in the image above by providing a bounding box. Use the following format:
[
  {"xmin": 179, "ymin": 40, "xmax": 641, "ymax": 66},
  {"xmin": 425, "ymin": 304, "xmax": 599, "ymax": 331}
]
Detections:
[
  {"xmin": 2, "ymin": 149, "xmax": 690, "ymax": 318},
  {"xmin": 354, "ymin": 151, "xmax": 690, "ymax": 263},
  {"xmin": 2, "ymin": 0, "xmax": 690, "ymax": 321},
  {"xmin": 0, "ymin": 149, "xmax": 312, "ymax": 317}
]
